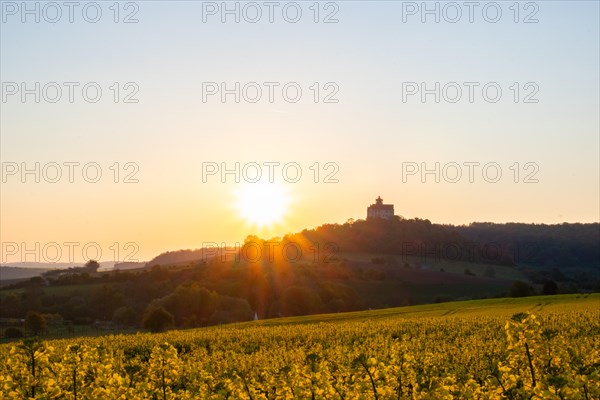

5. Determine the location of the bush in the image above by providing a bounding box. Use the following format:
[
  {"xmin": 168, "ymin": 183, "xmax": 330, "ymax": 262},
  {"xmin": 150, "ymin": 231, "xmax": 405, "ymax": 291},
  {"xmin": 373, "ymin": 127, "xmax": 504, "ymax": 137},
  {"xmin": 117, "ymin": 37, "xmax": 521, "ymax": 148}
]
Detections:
[{"xmin": 4, "ymin": 327, "xmax": 24, "ymax": 338}]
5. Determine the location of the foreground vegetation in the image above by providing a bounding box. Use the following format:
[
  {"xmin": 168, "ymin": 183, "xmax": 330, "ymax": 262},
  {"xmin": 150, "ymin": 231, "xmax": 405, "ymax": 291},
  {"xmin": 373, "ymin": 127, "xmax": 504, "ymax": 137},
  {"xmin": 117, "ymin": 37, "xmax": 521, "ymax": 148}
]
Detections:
[{"xmin": 1, "ymin": 294, "xmax": 598, "ymax": 399}]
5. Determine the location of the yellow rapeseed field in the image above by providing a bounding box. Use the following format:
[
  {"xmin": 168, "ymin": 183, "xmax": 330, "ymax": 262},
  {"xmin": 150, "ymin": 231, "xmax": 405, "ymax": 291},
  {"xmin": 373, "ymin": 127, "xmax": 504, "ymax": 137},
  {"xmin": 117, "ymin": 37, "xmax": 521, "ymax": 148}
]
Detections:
[{"xmin": 1, "ymin": 295, "xmax": 598, "ymax": 399}]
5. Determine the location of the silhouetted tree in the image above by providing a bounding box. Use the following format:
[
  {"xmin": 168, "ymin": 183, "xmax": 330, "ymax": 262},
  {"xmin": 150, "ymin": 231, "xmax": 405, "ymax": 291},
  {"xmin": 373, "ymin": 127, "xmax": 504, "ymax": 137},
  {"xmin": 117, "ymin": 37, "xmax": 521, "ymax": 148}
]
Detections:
[
  {"xmin": 25, "ymin": 311, "xmax": 47, "ymax": 335},
  {"xmin": 83, "ymin": 260, "xmax": 100, "ymax": 273},
  {"xmin": 543, "ymin": 280, "xmax": 558, "ymax": 295},
  {"xmin": 142, "ymin": 306, "xmax": 174, "ymax": 333}
]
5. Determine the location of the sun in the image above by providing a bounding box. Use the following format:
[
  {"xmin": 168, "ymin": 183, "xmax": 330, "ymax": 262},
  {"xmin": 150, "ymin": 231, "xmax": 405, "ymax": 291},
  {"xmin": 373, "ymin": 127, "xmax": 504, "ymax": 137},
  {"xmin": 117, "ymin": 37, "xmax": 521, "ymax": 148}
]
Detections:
[{"xmin": 234, "ymin": 182, "xmax": 290, "ymax": 227}]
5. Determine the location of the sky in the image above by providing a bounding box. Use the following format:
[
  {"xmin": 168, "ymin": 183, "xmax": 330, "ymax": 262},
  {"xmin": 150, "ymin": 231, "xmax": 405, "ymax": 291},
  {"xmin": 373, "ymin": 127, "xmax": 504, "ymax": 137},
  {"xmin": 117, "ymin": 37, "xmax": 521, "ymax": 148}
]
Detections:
[{"xmin": 1, "ymin": 1, "xmax": 599, "ymax": 263}]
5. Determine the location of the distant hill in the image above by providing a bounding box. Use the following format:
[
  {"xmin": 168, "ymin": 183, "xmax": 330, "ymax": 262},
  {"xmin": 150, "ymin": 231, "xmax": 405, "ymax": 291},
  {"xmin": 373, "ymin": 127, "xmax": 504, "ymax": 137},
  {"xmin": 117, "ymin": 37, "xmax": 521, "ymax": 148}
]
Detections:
[
  {"xmin": 146, "ymin": 247, "xmax": 234, "ymax": 267},
  {"xmin": 113, "ymin": 262, "xmax": 147, "ymax": 271},
  {"xmin": 2, "ymin": 261, "xmax": 118, "ymax": 271},
  {"xmin": 1, "ymin": 262, "xmax": 79, "ymax": 270},
  {"xmin": 0, "ymin": 266, "xmax": 52, "ymax": 282}
]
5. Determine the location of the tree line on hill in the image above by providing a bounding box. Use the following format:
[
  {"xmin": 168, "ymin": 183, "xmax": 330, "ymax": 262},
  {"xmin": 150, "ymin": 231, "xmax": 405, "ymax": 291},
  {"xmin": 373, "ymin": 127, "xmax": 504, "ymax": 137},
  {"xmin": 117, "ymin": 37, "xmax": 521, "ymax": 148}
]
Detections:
[
  {"xmin": 147, "ymin": 218, "xmax": 598, "ymax": 272},
  {"xmin": 455, "ymin": 222, "xmax": 599, "ymax": 268}
]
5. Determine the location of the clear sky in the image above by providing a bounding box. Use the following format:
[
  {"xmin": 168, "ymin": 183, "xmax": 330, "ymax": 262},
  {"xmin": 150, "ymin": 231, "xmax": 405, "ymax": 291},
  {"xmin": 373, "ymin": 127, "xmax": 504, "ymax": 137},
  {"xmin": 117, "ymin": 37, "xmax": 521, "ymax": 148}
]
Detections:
[{"xmin": 1, "ymin": 1, "xmax": 599, "ymax": 263}]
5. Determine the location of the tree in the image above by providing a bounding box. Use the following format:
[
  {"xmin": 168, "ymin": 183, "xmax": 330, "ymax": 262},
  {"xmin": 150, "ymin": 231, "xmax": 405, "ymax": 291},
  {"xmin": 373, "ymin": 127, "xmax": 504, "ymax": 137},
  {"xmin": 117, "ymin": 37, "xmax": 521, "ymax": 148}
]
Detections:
[
  {"xmin": 83, "ymin": 260, "xmax": 100, "ymax": 273},
  {"xmin": 158, "ymin": 283, "xmax": 219, "ymax": 326},
  {"xmin": 542, "ymin": 280, "xmax": 558, "ymax": 295},
  {"xmin": 509, "ymin": 280, "xmax": 530, "ymax": 297},
  {"xmin": 25, "ymin": 311, "xmax": 47, "ymax": 336},
  {"xmin": 142, "ymin": 306, "xmax": 174, "ymax": 333}
]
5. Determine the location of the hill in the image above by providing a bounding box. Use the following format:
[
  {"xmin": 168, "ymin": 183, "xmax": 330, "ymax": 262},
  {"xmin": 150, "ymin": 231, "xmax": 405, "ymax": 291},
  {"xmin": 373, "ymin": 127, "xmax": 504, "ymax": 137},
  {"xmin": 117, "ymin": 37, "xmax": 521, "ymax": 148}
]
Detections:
[
  {"xmin": 146, "ymin": 219, "xmax": 599, "ymax": 283},
  {"xmin": 146, "ymin": 247, "xmax": 237, "ymax": 267}
]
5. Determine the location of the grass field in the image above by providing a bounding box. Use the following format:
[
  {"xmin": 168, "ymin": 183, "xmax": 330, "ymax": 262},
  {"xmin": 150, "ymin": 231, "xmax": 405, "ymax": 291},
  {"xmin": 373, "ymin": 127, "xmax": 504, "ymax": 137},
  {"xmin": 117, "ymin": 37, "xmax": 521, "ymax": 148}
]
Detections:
[
  {"xmin": 1, "ymin": 294, "xmax": 598, "ymax": 398},
  {"xmin": 235, "ymin": 293, "xmax": 599, "ymax": 327}
]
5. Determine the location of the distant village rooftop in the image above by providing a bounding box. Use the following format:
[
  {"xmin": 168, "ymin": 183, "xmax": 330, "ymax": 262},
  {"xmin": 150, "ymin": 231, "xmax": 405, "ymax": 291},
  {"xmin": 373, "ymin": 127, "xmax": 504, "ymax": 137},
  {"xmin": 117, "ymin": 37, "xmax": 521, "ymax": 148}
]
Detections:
[{"xmin": 367, "ymin": 196, "xmax": 394, "ymax": 220}]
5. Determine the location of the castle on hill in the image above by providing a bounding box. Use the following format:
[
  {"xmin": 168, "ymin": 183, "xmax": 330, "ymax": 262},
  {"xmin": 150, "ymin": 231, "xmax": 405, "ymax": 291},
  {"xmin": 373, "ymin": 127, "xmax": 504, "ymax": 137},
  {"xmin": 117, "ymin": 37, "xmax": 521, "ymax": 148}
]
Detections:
[{"xmin": 367, "ymin": 196, "xmax": 394, "ymax": 220}]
